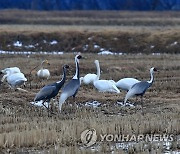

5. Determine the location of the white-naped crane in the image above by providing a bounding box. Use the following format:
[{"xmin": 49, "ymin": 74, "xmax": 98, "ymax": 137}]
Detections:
[
  {"xmin": 124, "ymin": 67, "xmax": 158, "ymax": 105},
  {"xmin": 59, "ymin": 55, "xmax": 82, "ymax": 113}
]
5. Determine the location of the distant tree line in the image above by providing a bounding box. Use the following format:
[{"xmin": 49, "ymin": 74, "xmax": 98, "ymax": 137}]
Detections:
[{"xmin": 0, "ymin": 0, "xmax": 179, "ymax": 11}]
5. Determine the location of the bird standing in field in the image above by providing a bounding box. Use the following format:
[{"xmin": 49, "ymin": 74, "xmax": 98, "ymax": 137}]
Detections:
[
  {"xmin": 29, "ymin": 60, "xmax": 50, "ymax": 88},
  {"xmin": 59, "ymin": 55, "xmax": 82, "ymax": 113},
  {"xmin": 34, "ymin": 65, "xmax": 69, "ymax": 114},
  {"xmin": 124, "ymin": 67, "xmax": 158, "ymax": 105},
  {"xmin": 93, "ymin": 60, "xmax": 120, "ymax": 93},
  {"xmin": 37, "ymin": 60, "xmax": 50, "ymax": 80}
]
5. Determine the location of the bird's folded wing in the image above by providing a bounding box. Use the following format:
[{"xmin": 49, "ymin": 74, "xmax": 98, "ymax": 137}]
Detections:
[{"xmin": 36, "ymin": 85, "xmax": 56, "ymax": 100}]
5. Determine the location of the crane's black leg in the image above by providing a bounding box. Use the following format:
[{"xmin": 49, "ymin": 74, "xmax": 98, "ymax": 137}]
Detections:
[{"xmin": 42, "ymin": 100, "xmax": 48, "ymax": 110}]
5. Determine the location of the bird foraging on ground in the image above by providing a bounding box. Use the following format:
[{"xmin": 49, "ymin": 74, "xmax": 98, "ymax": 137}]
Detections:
[
  {"xmin": 1, "ymin": 69, "xmax": 27, "ymax": 91},
  {"xmin": 1, "ymin": 67, "xmax": 21, "ymax": 82},
  {"xmin": 59, "ymin": 55, "xmax": 82, "ymax": 113},
  {"xmin": 80, "ymin": 74, "xmax": 97, "ymax": 85},
  {"xmin": 34, "ymin": 65, "xmax": 69, "ymax": 114},
  {"xmin": 124, "ymin": 67, "xmax": 158, "ymax": 105}
]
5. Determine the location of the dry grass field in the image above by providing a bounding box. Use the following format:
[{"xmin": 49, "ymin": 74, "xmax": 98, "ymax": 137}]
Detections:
[
  {"xmin": 0, "ymin": 10, "xmax": 180, "ymax": 153},
  {"xmin": 0, "ymin": 53, "xmax": 180, "ymax": 153}
]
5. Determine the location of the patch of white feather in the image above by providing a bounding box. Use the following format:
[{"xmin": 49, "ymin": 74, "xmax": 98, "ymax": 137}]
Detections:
[
  {"xmin": 85, "ymin": 101, "xmax": 101, "ymax": 108},
  {"xmin": 117, "ymin": 101, "xmax": 135, "ymax": 107},
  {"xmin": 30, "ymin": 101, "xmax": 49, "ymax": 108}
]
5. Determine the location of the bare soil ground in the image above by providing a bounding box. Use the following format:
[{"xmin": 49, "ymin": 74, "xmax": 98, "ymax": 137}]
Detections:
[{"xmin": 0, "ymin": 53, "xmax": 180, "ymax": 153}]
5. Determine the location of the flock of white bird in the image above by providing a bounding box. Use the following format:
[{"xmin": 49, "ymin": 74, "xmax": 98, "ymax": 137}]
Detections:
[{"xmin": 0, "ymin": 54, "xmax": 157, "ymax": 113}]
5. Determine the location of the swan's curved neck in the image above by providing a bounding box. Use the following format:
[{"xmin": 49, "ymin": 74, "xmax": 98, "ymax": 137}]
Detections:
[
  {"xmin": 95, "ymin": 61, "xmax": 100, "ymax": 81},
  {"xmin": 147, "ymin": 70, "xmax": 154, "ymax": 84},
  {"xmin": 73, "ymin": 58, "xmax": 79, "ymax": 79},
  {"xmin": 40, "ymin": 62, "xmax": 44, "ymax": 70}
]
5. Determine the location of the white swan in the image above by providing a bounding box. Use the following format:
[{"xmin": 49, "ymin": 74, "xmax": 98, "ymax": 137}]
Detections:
[
  {"xmin": 93, "ymin": 60, "xmax": 120, "ymax": 93},
  {"xmin": 116, "ymin": 78, "xmax": 140, "ymax": 91},
  {"xmin": 1, "ymin": 67, "xmax": 21, "ymax": 82},
  {"xmin": 1, "ymin": 67, "xmax": 21, "ymax": 74},
  {"xmin": 2, "ymin": 70, "xmax": 27, "ymax": 89},
  {"xmin": 80, "ymin": 74, "xmax": 97, "ymax": 85},
  {"xmin": 37, "ymin": 60, "xmax": 50, "ymax": 79}
]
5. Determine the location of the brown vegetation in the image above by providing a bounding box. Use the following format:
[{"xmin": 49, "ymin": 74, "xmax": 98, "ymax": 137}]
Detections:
[{"xmin": 0, "ymin": 10, "xmax": 179, "ymax": 53}]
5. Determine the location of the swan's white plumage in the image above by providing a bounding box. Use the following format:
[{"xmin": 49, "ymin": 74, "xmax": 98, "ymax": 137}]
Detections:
[
  {"xmin": 94, "ymin": 80, "xmax": 120, "ymax": 93},
  {"xmin": 37, "ymin": 60, "xmax": 50, "ymax": 79},
  {"xmin": 116, "ymin": 78, "xmax": 140, "ymax": 91},
  {"xmin": 93, "ymin": 60, "xmax": 120, "ymax": 93},
  {"xmin": 1, "ymin": 67, "xmax": 21, "ymax": 75},
  {"xmin": 1, "ymin": 67, "xmax": 23, "ymax": 83},
  {"xmin": 6, "ymin": 72, "xmax": 27, "ymax": 88},
  {"xmin": 37, "ymin": 69, "xmax": 50, "ymax": 79},
  {"xmin": 81, "ymin": 74, "xmax": 97, "ymax": 84}
]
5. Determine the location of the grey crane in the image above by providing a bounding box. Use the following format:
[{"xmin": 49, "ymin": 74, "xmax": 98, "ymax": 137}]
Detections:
[
  {"xmin": 124, "ymin": 67, "xmax": 157, "ymax": 105},
  {"xmin": 34, "ymin": 65, "xmax": 69, "ymax": 114},
  {"xmin": 59, "ymin": 55, "xmax": 82, "ymax": 113}
]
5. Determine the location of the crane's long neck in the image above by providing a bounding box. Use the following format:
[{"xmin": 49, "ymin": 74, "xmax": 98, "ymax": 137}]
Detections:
[
  {"xmin": 56, "ymin": 67, "xmax": 66, "ymax": 87},
  {"xmin": 147, "ymin": 70, "xmax": 154, "ymax": 85},
  {"xmin": 73, "ymin": 58, "xmax": 79, "ymax": 79},
  {"xmin": 95, "ymin": 61, "xmax": 100, "ymax": 81}
]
